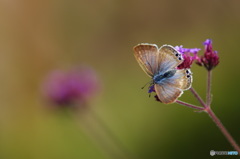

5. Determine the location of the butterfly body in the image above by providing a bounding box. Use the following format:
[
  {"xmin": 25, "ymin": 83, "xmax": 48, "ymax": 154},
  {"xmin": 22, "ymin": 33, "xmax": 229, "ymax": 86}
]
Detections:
[
  {"xmin": 153, "ymin": 69, "xmax": 176, "ymax": 84},
  {"xmin": 133, "ymin": 43, "xmax": 192, "ymax": 104}
]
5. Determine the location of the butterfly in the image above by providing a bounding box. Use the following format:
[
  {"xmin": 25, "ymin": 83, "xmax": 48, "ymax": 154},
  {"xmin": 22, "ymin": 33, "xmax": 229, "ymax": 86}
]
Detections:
[{"xmin": 133, "ymin": 43, "xmax": 192, "ymax": 104}]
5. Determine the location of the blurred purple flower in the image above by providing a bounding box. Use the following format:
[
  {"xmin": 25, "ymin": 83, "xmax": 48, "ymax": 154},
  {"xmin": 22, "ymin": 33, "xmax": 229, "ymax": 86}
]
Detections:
[
  {"xmin": 175, "ymin": 45, "xmax": 201, "ymax": 69},
  {"xmin": 201, "ymin": 39, "xmax": 219, "ymax": 70},
  {"xmin": 42, "ymin": 66, "xmax": 100, "ymax": 107}
]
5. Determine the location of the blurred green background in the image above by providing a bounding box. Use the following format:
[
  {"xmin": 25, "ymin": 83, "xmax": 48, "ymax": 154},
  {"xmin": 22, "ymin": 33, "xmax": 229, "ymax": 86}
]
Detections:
[{"xmin": 0, "ymin": 0, "xmax": 240, "ymax": 158}]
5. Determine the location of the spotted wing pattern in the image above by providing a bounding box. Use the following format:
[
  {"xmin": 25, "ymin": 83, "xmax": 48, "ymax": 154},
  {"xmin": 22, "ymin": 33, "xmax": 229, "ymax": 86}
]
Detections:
[{"xmin": 157, "ymin": 45, "xmax": 184, "ymax": 73}]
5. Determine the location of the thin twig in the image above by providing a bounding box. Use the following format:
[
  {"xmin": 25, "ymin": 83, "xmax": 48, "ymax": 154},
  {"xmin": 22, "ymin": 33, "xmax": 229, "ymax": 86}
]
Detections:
[
  {"xmin": 189, "ymin": 87, "xmax": 207, "ymax": 108},
  {"xmin": 78, "ymin": 114, "xmax": 122, "ymax": 159},
  {"xmin": 205, "ymin": 108, "xmax": 240, "ymax": 154},
  {"xmin": 176, "ymin": 100, "xmax": 204, "ymax": 110},
  {"xmin": 89, "ymin": 107, "xmax": 136, "ymax": 159}
]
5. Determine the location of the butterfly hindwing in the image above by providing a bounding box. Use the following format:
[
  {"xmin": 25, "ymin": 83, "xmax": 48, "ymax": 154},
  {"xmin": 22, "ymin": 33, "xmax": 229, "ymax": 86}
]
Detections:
[
  {"xmin": 158, "ymin": 45, "xmax": 184, "ymax": 73},
  {"xmin": 154, "ymin": 84, "xmax": 183, "ymax": 104},
  {"xmin": 154, "ymin": 69, "xmax": 192, "ymax": 104},
  {"xmin": 133, "ymin": 44, "xmax": 159, "ymax": 77},
  {"xmin": 180, "ymin": 69, "xmax": 192, "ymax": 90},
  {"xmin": 164, "ymin": 69, "xmax": 192, "ymax": 90}
]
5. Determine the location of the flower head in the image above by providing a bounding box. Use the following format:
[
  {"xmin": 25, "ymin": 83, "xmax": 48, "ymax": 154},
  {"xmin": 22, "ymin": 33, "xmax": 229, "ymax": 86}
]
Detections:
[
  {"xmin": 42, "ymin": 66, "xmax": 100, "ymax": 107},
  {"xmin": 175, "ymin": 45, "xmax": 201, "ymax": 69},
  {"xmin": 201, "ymin": 39, "xmax": 219, "ymax": 70}
]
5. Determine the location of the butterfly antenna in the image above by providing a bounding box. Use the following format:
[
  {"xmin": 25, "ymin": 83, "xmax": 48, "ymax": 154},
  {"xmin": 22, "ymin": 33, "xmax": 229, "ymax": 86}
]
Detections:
[{"xmin": 141, "ymin": 81, "xmax": 151, "ymax": 89}]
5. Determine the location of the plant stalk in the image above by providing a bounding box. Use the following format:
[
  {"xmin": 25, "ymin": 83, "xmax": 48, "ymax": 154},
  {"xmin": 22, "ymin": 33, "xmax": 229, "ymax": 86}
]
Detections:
[
  {"xmin": 206, "ymin": 70, "xmax": 212, "ymax": 107},
  {"xmin": 205, "ymin": 107, "xmax": 240, "ymax": 154},
  {"xmin": 176, "ymin": 100, "xmax": 204, "ymax": 110},
  {"xmin": 189, "ymin": 87, "xmax": 207, "ymax": 108}
]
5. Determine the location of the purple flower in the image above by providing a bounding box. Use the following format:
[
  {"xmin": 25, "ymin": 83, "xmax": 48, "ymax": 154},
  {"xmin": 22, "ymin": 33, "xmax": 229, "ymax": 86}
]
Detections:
[
  {"xmin": 175, "ymin": 45, "xmax": 201, "ymax": 54},
  {"xmin": 175, "ymin": 45, "xmax": 201, "ymax": 69},
  {"xmin": 203, "ymin": 39, "xmax": 212, "ymax": 48},
  {"xmin": 201, "ymin": 39, "xmax": 219, "ymax": 70},
  {"xmin": 42, "ymin": 66, "xmax": 100, "ymax": 107}
]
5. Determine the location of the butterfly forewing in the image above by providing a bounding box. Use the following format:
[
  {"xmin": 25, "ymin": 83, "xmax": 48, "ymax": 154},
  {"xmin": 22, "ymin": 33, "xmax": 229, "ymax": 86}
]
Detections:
[
  {"xmin": 133, "ymin": 44, "xmax": 159, "ymax": 77},
  {"xmin": 157, "ymin": 45, "xmax": 183, "ymax": 73}
]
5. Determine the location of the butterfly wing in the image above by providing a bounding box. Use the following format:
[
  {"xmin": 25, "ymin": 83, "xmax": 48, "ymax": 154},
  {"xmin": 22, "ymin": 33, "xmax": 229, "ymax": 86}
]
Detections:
[
  {"xmin": 157, "ymin": 45, "xmax": 184, "ymax": 73},
  {"xmin": 154, "ymin": 69, "xmax": 192, "ymax": 104},
  {"xmin": 165, "ymin": 69, "xmax": 192, "ymax": 90},
  {"xmin": 154, "ymin": 84, "xmax": 183, "ymax": 104},
  {"xmin": 133, "ymin": 44, "xmax": 159, "ymax": 77}
]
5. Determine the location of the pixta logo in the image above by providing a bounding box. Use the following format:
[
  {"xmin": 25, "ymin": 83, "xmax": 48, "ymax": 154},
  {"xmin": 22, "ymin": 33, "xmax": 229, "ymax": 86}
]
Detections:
[{"xmin": 210, "ymin": 150, "xmax": 238, "ymax": 156}]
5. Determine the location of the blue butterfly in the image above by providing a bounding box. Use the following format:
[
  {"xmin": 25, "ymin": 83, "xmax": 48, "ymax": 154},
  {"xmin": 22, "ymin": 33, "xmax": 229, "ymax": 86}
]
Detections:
[{"xmin": 133, "ymin": 44, "xmax": 192, "ymax": 104}]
